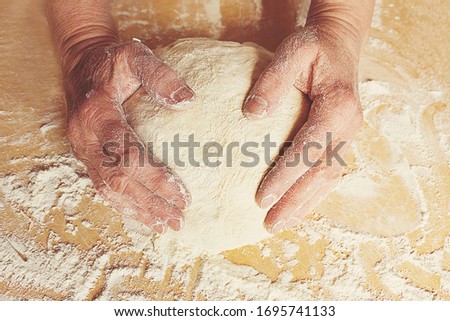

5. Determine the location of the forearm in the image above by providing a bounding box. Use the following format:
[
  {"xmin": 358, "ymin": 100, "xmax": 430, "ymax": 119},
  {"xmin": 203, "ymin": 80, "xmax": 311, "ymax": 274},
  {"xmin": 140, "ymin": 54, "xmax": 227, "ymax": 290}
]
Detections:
[
  {"xmin": 47, "ymin": 0, "xmax": 119, "ymax": 75},
  {"xmin": 306, "ymin": 0, "xmax": 374, "ymax": 52}
]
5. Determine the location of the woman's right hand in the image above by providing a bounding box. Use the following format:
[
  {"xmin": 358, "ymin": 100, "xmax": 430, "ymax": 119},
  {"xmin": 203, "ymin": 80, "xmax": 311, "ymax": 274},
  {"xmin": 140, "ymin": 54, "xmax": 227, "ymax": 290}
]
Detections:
[{"xmin": 63, "ymin": 40, "xmax": 195, "ymax": 234}]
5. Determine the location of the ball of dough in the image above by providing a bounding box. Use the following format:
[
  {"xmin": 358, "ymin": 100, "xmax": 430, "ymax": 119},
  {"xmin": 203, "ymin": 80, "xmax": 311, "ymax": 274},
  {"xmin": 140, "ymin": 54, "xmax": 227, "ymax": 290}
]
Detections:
[{"xmin": 124, "ymin": 38, "xmax": 308, "ymax": 253}]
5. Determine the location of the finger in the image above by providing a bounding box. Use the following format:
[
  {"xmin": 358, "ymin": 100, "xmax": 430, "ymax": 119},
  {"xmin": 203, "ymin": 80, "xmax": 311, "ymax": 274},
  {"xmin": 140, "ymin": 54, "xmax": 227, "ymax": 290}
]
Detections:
[
  {"xmin": 264, "ymin": 162, "xmax": 343, "ymax": 234},
  {"xmin": 130, "ymin": 43, "xmax": 195, "ymax": 108},
  {"xmin": 91, "ymin": 149, "xmax": 185, "ymax": 231},
  {"xmin": 84, "ymin": 161, "xmax": 179, "ymax": 233},
  {"xmin": 256, "ymin": 93, "xmax": 358, "ymax": 209},
  {"xmin": 242, "ymin": 35, "xmax": 316, "ymax": 119},
  {"xmin": 99, "ymin": 128, "xmax": 192, "ymax": 210},
  {"xmin": 255, "ymin": 109, "xmax": 338, "ymax": 209},
  {"xmin": 243, "ymin": 53, "xmax": 300, "ymax": 120},
  {"xmin": 82, "ymin": 94, "xmax": 191, "ymax": 209}
]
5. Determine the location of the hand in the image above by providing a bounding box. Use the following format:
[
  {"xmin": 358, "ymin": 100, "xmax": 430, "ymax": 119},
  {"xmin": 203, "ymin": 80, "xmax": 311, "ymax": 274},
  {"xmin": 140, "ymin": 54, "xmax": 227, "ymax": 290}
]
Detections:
[
  {"xmin": 243, "ymin": 23, "xmax": 364, "ymax": 234},
  {"xmin": 64, "ymin": 40, "xmax": 195, "ymax": 234}
]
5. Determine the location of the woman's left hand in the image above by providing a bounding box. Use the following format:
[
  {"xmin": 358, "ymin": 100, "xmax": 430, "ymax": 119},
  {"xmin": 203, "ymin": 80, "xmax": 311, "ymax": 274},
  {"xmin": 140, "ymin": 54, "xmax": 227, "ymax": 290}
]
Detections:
[{"xmin": 243, "ymin": 17, "xmax": 366, "ymax": 233}]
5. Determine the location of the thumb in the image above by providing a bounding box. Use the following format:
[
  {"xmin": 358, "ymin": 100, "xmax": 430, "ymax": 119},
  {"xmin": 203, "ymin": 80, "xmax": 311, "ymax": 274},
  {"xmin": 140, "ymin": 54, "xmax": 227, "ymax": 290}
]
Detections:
[
  {"xmin": 243, "ymin": 36, "xmax": 315, "ymax": 119},
  {"xmin": 243, "ymin": 57, "xmax": 298, "ymax": 120},
  {"xmin": 129, "ymin": 42, "xmax": 195, "ymax": 109}
]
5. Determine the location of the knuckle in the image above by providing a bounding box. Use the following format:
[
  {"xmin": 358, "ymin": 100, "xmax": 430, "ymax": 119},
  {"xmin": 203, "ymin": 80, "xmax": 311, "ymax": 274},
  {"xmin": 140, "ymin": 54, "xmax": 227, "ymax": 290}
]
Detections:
[
  {"xmin": 341, "ymin": 97, "xmax": 358, "ymax": 116},
  {"xmin": 328, "ymin": 87, "xmax": 361, "ymax": 122},
  {"xmin": 108, "ymin": 43, "xmax": 155, "ymax": 88},
  {"xmin": 121, "ymin": 151, "xmax": 142, "ymax": 176},
  {"xmin": 147, "ymin": 168, "xmax": 170, "ymax": 193},
  {"xmin": 148, "ymin": 172, "xmax": 165, "ymax": 192},
  {"xmin": 76, "ymin": 100, "xmax": 99, "ymax": 126},
  {"xmin": 279, "ymin": 33, "xmax": 302, "ymax": 54},
  {"xmin": 65, "ymin": 120, "xmax": 88, "ymax": 159},
  {"xmin": 262, "ymin": 66, "xmax": 283, "ymax": 83},
  {"xmin": 89, "ymin": 175, "xmax": 108, "ymax": 196},
  {"xmin": 152, "ymin": 61, "xmax": 176, "ymax": 82},
  {"xmin": 100, "ymin": 120, "xmax": 123, "ymax": 142},
  {"xmin": 276, "ymin": 32, "xmax": 311, "ymax": 63},
  {"xmin": 126, "ymin": 42, "xmax": 156, "ymax": 68},
  {"xmin": 131, "ymin": 41, "xmax": 154, "ymax": 56},
  {"xmin": 104, "ymin": 169, "xmax": 128, "ymax": 194},
  {"xmin": 341, "ymin": 94, "xmax": 363, "ymax": 128}
]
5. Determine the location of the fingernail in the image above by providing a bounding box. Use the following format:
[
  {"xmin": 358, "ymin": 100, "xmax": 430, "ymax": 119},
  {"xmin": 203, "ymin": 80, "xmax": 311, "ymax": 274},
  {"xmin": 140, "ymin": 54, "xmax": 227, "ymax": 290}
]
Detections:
[
  {"xmin": 268, "ymin": 220, "xmax": 286, "ymax": 234},
  {"xmin": 177, "ymin": 182, "xmax": 191, "ymax": 209},
  {"xmin": 151, "ymin": 222, "xmax": 166, "ymax": 234},
  {"xmin": 260, "ymin": 194, "xmax": 277, "ymax": 209},
  {"xmin": 167, "ymin": 217, "xmax": 183, "ymax": 231},
  {"xmin": 244, "ymin": 95, "xmax": 268, "ymax": 119},
  {"xmin": 283, "ymin": 217, "xmax": 299, "ymax": 230},
  {"xmin": 171, "ymin": 85, "xmax": 195, "ymax": 103},
  {"xmin": 269, "ymin": 217, "xmax": 299, "ymax": 234}
]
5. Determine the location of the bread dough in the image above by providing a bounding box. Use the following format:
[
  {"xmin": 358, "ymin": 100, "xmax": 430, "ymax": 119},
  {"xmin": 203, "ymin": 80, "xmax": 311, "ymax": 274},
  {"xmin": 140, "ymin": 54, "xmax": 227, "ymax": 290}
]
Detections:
[{"xmin": 124, "ymin": 38, "xmax": 308, "ymax": 253}]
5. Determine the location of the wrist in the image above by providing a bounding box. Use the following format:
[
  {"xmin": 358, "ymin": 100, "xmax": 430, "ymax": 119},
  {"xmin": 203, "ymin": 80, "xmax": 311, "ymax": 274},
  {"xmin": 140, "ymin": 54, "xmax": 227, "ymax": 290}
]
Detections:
[
  {"xmin": 61, "ymin": 32, "xmax": 118, "ymax": 78},
  {"xmin": 47, "ymin": 0, "xmax": 119, "ymax": 77},
  {"xmin": 305, "ymin": 0, "xmax": 374, "ymax": 54}
]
